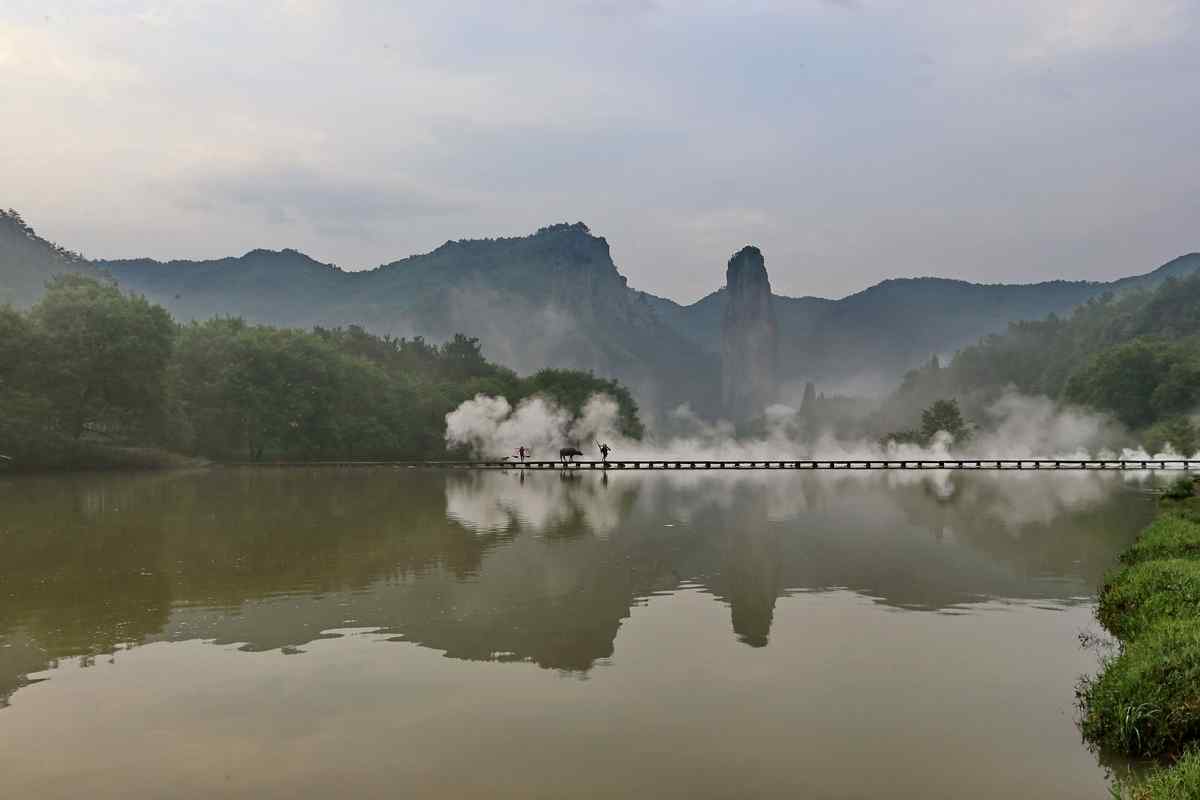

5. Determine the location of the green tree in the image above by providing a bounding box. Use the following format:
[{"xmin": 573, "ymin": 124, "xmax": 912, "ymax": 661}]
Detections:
[
  {"xmin": 522, "ymin": 368, "xmax": 644, "ymax": 439},
  {"xmin": 440, "ymin": 334, "xmax": 488, "ymax": 380},
  {"xmin": 1064, "ymin": 339, "xmax": 1168, "ymax": 428},
  {"xmin": 1144, "ymin": 416, "xmax": 1199, "ymax": 457},
  {"xmin": 29, "ymin": 274, "xmax": 175, "ymax": 439},
  {"xmin": 0, "ymin": 305, "xmax": 30, "ymax": 388},
  {"xmin": 1056, "ymin": 334, "xmax": 1200, "ymax": 433},
  {"xmin": 0, "ymin": 306, "xmax": 51, "ymax": 455},
  {"xmin": 3, "ymin": 282, "xmax": 647, "ymax": 465},
  {"xmin": 920, "ymin": 398, "xmax": 970, "ymax": 443}
]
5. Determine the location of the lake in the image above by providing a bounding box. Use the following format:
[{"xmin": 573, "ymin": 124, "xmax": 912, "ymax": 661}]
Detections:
[{"xmin": 0, "ymin": 467, "xmax": 1155, "ymax": 798}]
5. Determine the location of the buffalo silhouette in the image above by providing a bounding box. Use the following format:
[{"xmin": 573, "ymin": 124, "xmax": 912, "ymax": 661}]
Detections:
[{"xmin": 559, "ymin": 447, "xmax": 583, "ymax": 463}]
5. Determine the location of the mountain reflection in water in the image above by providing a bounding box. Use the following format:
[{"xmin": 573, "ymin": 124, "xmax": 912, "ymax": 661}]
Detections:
[{"xmin": 0, "ymin": 467, "xmax": 1150, "ymax": 707}]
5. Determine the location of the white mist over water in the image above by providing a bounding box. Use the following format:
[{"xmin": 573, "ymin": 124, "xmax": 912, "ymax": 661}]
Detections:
[
  {"xmin": 445, "ymin": 470, "xmax": 638, "ymax": 536},
  {"xmin": 441, "ymin": 390, "xmax": 1195, "ymax": 535},
  {"xmin": 445, "ymin": 391, "xmax": 1200, "ymax": 463},
  {"xmin": 445, "ymin": 395, "xmax": 622, "ymax": 460},
  {"xmin": 442, "ymin": 467, "xmax": 1143, "ymax": 538}
]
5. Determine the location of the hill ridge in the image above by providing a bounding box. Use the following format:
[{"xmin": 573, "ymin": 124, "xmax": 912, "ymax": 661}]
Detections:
[{"xmin": 3, "ymin": 208, "xmax": 1198, "ymax": 415}]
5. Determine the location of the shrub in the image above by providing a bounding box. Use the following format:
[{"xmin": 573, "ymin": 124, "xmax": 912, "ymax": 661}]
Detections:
[
  {"xmin": 1122, "ymin": 515, "xmax": 1200, "ymax": 565},
  {"xmin": 1166, "ymin": 476, "xmax": 1199, "ymax": 500},
  {"xmin": 1099, "ymin": 560, "xmax": 1200, "ymax": 640},
  {"xmin": 1078, "ymin": 618, "xmax": 1200, "ymax": 757},
  {"xmin": 1122, "ymin": 747, "xmax": 1200, "ymax": 799},
  {"xmin": 1144, "ymin": 417, "xmax": 1200, "ymax": 460}
]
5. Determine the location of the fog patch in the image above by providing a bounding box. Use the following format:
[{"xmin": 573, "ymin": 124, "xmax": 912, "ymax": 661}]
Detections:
[
  {"xmin": 447, "ymin": 388, "xmax": 1199, "ymax": 465},
  {"xmin": 445, "ymin": 469, "xmax": 637, "ymax": 537},
  {"xmin": 441, "ymin": 467, "xmax": 1152, "ymax": 545},
  {"xmin": 445, "ymin": 395, "xmax": 572, "ymax": 460}
]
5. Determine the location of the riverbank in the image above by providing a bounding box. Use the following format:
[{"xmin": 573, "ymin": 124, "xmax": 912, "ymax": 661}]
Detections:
[
  {"xmin": 0, "ymin": 443, "xmax": 207, "ymax": 473},
  {"xmin": 1079, "ymin": 485, "xmax": 1200, "ymax": 798}
]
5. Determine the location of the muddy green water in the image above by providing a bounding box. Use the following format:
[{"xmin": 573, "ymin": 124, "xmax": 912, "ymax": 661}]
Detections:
[{"xmin": 0, "ymin": 468, "xmax": 1155, "ymax": 798}]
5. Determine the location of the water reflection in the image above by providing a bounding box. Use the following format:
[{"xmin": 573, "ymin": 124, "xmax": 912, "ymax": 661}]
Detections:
[{"xmin": 0, "ymin": 467, "xmax": 1151, "ymax": 707}]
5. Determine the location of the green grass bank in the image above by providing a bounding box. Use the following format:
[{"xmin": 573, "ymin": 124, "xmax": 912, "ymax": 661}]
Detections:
[
  {"xmin": 1124, "ymin": 748, "xmax": 1200, "ymax": 800},
  {"xmin": 1080, "ymin": 491, "xmax": 1200, "ymax": 798}
]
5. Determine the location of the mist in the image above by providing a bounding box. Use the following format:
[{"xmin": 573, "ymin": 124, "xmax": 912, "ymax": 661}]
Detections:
[
  {"xmin": 438, "ymin": 456, "xmax": 1163, "ymax": 543},
  {"xmin": 445, "ymin": 389, "xmax": 1200, "ymax": 464}
]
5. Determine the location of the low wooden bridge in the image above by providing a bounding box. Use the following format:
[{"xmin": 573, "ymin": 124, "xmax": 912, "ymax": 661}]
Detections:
[{"xmin": 245, "ymin": 459, "xmax": 1200, "ymax": 471}]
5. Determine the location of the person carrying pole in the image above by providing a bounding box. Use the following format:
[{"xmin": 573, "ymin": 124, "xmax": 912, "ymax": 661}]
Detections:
[{"xmin": 597, "ymin": 441, "xmax": 611, "ymax": 464}]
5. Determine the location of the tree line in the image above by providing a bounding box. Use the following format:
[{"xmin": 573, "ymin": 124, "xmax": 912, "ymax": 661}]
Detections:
[
  {"xmin": 0, "ymin": 274, "xmax": 643, "ymax": 468},
  {"xmin": 876, "ymin": 274, "xmax": 1200, "ymax": 453}
]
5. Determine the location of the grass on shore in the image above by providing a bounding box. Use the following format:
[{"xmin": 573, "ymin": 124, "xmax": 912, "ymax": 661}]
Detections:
[
  {"xmin": 1121, "ymin": 512, "xmax": 1200, "ymax": 565},
  {"xmin": 1122, "ymin": 748, "xmax": 1200, "ymax": 800},
  {"xmin": 1079, "ymin": 618, "xmax": 1200, "ymax": 758},
  {"xmin": 0, "ymin": 441, "xmax": 204, "ymax": 473},
  {"xmin": 1084, "ymin": 491, "xmax": 1200, "ymax": 797},
  {"xmin": 1099, "ymin": 559, "xmax": 1200, "ymax": 640}
]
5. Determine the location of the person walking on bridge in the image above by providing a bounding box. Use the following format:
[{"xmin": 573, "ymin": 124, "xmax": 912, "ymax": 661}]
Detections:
[
  {"xmin": 598, "ymin": 442, "xmax": 612, "ymax": 464},
  {"xmin": 517, "ymin": 445, "xmax": 528, "ymax": 463}
]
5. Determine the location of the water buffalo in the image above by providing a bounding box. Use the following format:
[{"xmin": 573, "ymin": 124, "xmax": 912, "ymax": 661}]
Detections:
[{"xmin": 559, "ymin": 447, "xmax": 583, "ymax": 463}]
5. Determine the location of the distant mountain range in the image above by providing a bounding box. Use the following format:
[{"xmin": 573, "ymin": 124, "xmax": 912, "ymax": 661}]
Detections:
[{"xmin": 3, "ymin": 208, "xmax": 1197, "ymax": 420}]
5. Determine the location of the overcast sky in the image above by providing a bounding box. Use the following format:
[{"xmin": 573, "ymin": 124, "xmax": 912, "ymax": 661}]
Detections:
[{"xmin": 3, "ymin": 1, "xmax": 1198, "ymax": 302}]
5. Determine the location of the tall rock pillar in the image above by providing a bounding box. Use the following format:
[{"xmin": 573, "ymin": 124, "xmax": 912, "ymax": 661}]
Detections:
[{"xmin": 721, "ymin": 246, "xmax": 778, "ymax": 420}]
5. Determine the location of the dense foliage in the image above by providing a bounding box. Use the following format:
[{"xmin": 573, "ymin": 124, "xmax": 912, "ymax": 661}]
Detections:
[
  {"xmin": 879, "ymin": 276, "xmax": 1200, "ymax": 446},
  {"xmin": 0, "ymin": 275, "xmax": 643, "ymax": 467}
]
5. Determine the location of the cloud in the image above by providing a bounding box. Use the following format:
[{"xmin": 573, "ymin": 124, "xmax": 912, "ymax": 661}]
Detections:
[
  {"xmin": 4, "ymin": 1, "xmax": 1200, "ymax": 299},
  {"xmin": 1013, "ymin": 0, "xmax": 1186, "ymax": 63},
  {"xmin": 0, "ymin": 19, "xmax": 140, "ymax": 88},
  {"xmin": 177, "ymin": 163, "xmax": 460, "ymax": 240},
  {"xmin": 562, "ymin": 0, "xmax": 660, "ymax": 18}
]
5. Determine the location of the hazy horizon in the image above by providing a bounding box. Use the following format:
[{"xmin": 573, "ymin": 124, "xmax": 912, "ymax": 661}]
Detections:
[{"xmin": 3, "ymin": 1, "xmax": 1198, "ymax": 304}]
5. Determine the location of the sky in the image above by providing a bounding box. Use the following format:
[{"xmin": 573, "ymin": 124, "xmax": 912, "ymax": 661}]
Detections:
[{"xmin": 2, "ymin": 0, "xmax": 1198, "ymax": 303}]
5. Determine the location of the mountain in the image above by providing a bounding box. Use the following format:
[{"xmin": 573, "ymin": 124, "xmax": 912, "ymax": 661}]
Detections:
[
  {"xmin": 721, "ymin": 246, "xmax": 778, "ymax": 419},
  {"xmin": 648, "ymin": 254, "xmax": 1200, "ymax": 397},
  {"xmin": 100, "ymin": 223, "xmax": 720, "ymax": 418},
  {"xmin": 0, "ymin": 209, "xmax": 97, "ymax": 307},
  {"xmin": 3, "ymin": 209, "xmax": 1197, "ymax": 418}
]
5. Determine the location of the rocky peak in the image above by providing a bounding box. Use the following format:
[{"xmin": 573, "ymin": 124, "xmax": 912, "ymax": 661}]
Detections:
[
  {"xmin": 725, "ymin": 246, "xmax": 769, "ymax": 295},
  {"xmin": 721, "ymin": 246, "xmax": 778, "ymax": 420}
]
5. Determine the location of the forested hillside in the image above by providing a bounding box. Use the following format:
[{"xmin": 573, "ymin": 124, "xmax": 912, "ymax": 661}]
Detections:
[
  {"xmin": 101, "ymin": 224, "xmax": 720, "ymax": 418},
  {"xmin": 0, "ymin": 209, "xmax": 97, "ymax": 307},
  {"xmin": 881, "ymin": 274, "xmax": 1200, "ymax": 452},
  {"xmin": 0, "ymin": 275, "xmax": 642, "ymax": 469},
  {"xmin": 103, "ymin": 221, "xmax": 1197, "ymax": 406},
  {"xmin": 645, "ymin": 255, "xmax": 1200, "ymax": 395}
]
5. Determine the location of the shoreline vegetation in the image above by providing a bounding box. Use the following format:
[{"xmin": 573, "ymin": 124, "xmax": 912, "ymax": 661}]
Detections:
[
  {"xmin": 0, "ymin": 275, "xmax": 643, "ymax": 473},
  {"xmin": 1079, "ymin": 477, "xmax": 1200, "ymax": 799}
]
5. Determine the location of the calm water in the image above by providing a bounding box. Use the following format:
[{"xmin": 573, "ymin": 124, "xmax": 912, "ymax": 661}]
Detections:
[{"xmin": 0, "ymin": 467, "xmax": 1154, "ymax": 799}]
